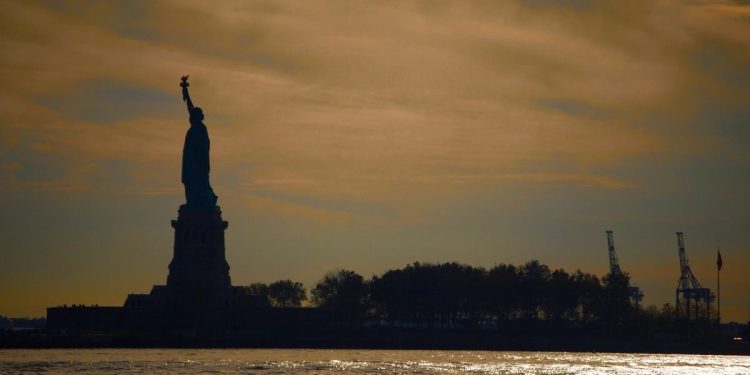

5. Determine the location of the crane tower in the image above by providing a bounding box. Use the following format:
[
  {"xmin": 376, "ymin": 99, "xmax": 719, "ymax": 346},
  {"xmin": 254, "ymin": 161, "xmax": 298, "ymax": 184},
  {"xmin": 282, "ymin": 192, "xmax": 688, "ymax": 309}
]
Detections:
[
  {"xmin": 605, "ymin": 231, "xmax": 643, "ymax": 308},
  {"xmin": 675, "ymin": 232, "xmax": 713, "ymax": 320}
]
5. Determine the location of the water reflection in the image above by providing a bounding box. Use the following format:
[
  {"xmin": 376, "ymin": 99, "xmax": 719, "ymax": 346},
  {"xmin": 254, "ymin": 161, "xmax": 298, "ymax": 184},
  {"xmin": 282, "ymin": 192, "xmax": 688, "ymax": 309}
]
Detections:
[{"xmin": 0, "ymin": 349, "xmax": 748, "ymax": 374}]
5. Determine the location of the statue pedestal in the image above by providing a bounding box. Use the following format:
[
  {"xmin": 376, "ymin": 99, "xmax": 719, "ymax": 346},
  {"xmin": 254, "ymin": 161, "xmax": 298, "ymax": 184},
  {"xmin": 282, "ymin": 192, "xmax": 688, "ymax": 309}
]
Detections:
[{"xmin": 166, "ymin": 206, "xmax": 232, "ymax": 327}]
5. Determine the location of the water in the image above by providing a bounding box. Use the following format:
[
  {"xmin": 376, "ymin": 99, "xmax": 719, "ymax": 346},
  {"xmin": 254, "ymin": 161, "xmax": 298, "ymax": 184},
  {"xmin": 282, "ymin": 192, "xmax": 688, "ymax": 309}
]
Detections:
[{"xmin": 0, "ymin": 349, "xmax": 748, "ymax": 374}]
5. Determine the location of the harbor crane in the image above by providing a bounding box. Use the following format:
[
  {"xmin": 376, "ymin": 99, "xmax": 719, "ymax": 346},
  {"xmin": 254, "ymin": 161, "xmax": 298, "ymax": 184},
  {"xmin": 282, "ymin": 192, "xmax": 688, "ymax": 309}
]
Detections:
[
  {"xmin": 675, "ymin": 232, "xmax": 713, "ymax": 320},
  {"xmin": 605, "ymin": 231, "xmax": 643, "ymax": 308}
]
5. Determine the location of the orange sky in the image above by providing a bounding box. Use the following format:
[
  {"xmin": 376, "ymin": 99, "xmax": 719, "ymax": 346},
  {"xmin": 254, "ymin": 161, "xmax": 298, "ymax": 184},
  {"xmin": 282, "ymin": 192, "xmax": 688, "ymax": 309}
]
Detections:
[{"xmin": 1, "ymin": 0, "xmax": 749, "ymax": 322}]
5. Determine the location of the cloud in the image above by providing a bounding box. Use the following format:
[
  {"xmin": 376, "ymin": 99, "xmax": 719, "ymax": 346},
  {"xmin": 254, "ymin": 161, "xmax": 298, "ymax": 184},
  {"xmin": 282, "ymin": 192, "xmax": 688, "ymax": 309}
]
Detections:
[
  {"xmin": 0, "ymin": 0, "xmax": 747, "ymax": 210},
  {"xmin": 249, "ymin": 189, "xmax": 396, "ymax": 217},
  {"xmin": 1, "ymin": 0, "xmax": 747, "ymax": 206},
  {"xmin": 39, "ymin": 80, "xmax": 177, "ymax": 124},
  {"xmin": 540, "ymin": 99, "xmax": 610, "ymax": 120}
]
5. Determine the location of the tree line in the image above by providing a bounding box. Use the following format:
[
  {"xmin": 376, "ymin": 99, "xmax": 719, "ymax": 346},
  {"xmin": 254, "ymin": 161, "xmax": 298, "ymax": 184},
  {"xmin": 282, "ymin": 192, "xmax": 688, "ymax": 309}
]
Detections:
[{"xmin": 243, "ymin": 260, "xmax": 683, "ymax": 330}]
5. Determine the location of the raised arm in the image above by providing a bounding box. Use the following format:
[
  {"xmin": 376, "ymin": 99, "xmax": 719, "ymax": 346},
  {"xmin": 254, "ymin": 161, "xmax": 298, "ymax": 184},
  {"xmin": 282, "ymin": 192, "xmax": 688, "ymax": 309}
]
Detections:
[{"xmin": 180, "ymin": 75, "xmax": 195, "ymax": 113}]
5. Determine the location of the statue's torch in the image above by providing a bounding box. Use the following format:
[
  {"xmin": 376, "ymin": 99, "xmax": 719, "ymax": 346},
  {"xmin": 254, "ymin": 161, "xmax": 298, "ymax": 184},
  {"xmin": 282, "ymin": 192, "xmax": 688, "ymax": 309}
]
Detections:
[{"xmin": 180, "ymin": 75, "xmax": 190, "ymax": 101}]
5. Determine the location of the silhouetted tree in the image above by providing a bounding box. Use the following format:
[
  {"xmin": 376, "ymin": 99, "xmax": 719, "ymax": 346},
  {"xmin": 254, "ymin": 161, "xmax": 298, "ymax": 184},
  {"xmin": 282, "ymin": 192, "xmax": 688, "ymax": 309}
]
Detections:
[
  {"xmin": 371, "ymin": 262, "xmax": 486, "ymax": 328},
  {"xmin": 431, "ymin": 262, "xmax": 486, "ymax": 327},
  {"xmin": 371, "ymin": 263, "xmax": 438, "ymax": 326},
  {"xmin": 246, "ymin": 283, "xmax": 269, "ymax": 297},
  {"xmin": 518, "ymin": 260, "xmax": 551, "ymax": 320},
  {"xmin": 572, "ymin": 270, "xmax": 602, "ymax": 325},
  {"xmin": 601, "ymin": 272, "xmax": 631, "ymax": 324},
  {"xmin": 544, "ymin": 269, "xmax": 578, "ymax": 321},
  {"xmin": 370, "ymin": 268, "xmax": 410, "ymax": 323},
  {"xmin": 454, "ymin": 263, "xmax": 487, "ymax": 325},
  {"xmin": 484, "ymin": 264, "xmax": 519, "ymax": 321},
  {"xmin": 238, "ymin": 282, "xmax": 271, "ymax": 307},
  {"xmin": 400, "ymin": 262, "xmax": 442, "ymax": 326},
  {"xmin": 268, "ymin": 279, "xmax": 307, "ymax": 307},
  {"xmin": 312, "ymin": 269, "xmax": 367, "ymax": 324}
]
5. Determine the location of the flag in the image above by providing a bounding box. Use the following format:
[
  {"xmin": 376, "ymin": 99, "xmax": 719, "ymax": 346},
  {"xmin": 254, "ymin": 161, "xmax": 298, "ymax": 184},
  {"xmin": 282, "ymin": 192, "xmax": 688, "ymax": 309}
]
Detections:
[{"xmin": 717, "ymin": 250, "xmax": 723, "ymax": 271}]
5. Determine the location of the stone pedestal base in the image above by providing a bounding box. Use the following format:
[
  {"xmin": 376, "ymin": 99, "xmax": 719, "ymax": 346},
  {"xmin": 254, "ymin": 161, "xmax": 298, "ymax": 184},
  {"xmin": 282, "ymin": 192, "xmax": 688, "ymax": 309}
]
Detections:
[{"xmin": 166, "ymin": 206, "xmax": 232, "ymax": 326}]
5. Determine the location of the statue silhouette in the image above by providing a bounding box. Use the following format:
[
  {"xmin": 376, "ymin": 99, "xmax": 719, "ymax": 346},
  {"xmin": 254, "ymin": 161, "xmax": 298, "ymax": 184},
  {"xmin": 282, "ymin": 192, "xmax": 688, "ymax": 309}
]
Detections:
[{"xmin": 180, "ymin": 76, "xmax": 218, "ymax": 210}]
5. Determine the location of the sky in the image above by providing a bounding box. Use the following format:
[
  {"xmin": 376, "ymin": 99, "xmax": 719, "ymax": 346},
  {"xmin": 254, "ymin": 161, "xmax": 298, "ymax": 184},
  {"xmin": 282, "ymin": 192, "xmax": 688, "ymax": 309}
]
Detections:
[{"xmin": 0, "ymin": 0, "xmax": 749, "ymax": 322}]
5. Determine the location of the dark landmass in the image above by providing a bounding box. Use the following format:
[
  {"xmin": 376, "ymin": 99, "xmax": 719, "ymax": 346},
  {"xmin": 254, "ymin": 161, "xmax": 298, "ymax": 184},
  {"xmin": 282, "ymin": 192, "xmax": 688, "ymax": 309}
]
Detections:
[
  {"xmin": 1, "ymin": 324, "xmax": 748, "ymax": 355},
  {"xmin": 1, "ymin": 261, "xmax": 748, "ymax": 354}
]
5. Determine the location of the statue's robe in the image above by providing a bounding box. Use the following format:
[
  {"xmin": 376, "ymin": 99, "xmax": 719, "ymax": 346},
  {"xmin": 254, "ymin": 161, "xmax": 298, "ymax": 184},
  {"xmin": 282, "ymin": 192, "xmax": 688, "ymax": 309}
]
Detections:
[{"xmin": 182, "ymin": 121, "xmax": 217, "ymax": 209}]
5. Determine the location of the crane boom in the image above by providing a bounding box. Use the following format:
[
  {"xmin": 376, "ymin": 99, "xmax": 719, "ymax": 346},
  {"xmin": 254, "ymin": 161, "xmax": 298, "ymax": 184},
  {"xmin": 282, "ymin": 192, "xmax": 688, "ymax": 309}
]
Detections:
[
  {"xmin": 676, "ymin": 232, "xmax": 703, "ymax": 289},
  {"xmin": 675, "ymin": 231, "xmax": 712, "ymax": 321},
  {"xmin": 605, "ymin": 230, "xmax": 643, "ymax": 308},
  {"xmin": 606, "ymin": 230, "xmax": 622, "ymax": 275},
  {"xmin": 677, "ymin": 231, "xmax": 688, "ymax": 274}
]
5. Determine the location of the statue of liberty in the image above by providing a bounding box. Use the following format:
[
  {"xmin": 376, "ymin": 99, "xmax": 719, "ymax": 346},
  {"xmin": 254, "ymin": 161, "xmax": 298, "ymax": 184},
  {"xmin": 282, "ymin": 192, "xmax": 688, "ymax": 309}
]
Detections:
[{"xmin": 179, "ymin": 75, "xmax": 218, "ymax": 210}]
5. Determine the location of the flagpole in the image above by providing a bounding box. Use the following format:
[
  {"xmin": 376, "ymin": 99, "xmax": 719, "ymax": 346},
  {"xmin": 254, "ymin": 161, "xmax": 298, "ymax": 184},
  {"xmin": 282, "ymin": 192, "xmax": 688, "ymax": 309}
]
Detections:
[{"xmin": 717, "ymin": 247, "xmax": 721, "ymax": 325}]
